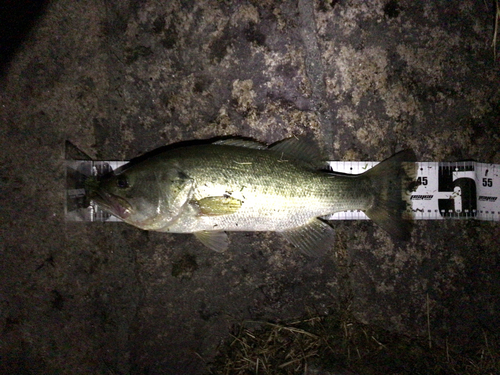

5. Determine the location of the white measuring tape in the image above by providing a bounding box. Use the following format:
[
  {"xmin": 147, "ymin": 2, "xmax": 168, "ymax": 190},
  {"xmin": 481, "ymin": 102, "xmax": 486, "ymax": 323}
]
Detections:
[{"xmin": 65, "ymin": 160, "xmax": 500, "ymax": 222}]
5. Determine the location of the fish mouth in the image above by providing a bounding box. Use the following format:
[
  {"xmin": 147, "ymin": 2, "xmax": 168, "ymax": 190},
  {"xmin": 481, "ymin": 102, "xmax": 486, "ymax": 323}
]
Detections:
[{"xmin": 92, "ymin": 190, "xmax": 132, "ymax": 219}]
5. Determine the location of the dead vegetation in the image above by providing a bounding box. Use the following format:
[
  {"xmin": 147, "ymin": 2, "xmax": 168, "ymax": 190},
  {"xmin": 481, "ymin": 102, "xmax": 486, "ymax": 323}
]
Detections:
[
  {"xmin": 207, "ymin": 313, "xmax": 500, "ymax": 375},
  {"xmin": 492, "ymin": 0, "xmax": 500, "ymax": 59}
]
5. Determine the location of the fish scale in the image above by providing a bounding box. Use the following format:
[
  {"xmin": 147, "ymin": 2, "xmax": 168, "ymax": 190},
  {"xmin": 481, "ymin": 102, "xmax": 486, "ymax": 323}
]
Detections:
[{"xmin": 162, "ymin": 145, "xmax": 370, "ymax": 233}]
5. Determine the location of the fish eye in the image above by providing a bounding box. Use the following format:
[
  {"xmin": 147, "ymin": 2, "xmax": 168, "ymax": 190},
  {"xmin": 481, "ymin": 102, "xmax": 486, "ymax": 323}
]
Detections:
[{"xmin": 116, "ymin": 175, "xmax": 129, "ymax": 189}]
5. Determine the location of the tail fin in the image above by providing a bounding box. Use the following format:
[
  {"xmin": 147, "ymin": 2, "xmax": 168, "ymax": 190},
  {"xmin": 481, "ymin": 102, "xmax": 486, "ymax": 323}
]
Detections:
[{"xmin": 362, "ymin": 150, "xmax": 417, "ymax": 240}]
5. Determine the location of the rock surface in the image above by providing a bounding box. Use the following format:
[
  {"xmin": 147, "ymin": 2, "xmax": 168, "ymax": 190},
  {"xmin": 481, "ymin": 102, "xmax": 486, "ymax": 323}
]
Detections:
[{"xmin": 1, "ymin": 0, "xmax": 499, "ymax": 374}]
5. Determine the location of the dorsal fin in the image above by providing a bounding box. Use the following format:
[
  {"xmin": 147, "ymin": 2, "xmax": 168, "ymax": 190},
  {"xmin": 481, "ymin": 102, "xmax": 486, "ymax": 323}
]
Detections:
[
  {"xmin": 269, "ymin": 137, "xmax": 323, "ymax": 164},
  {"xmin": 213, "ymin": 139, "xmax": 267, "ymax": 149}
]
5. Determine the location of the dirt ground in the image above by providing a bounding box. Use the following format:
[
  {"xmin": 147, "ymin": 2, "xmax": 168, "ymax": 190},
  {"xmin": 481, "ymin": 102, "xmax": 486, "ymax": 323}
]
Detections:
[{"xmin": 1, "ymin": 0, "xmax": 499, "ymax": 374}]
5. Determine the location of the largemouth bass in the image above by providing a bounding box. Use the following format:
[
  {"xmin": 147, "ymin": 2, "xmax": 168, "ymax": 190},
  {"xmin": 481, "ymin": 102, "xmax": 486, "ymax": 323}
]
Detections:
[{"xmin": 90, "ymin": 138, "xmax": 417, "ymax": 257}]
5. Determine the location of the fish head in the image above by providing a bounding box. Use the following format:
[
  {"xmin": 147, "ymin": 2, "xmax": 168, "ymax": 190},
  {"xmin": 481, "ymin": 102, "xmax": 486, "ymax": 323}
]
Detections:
[
  {"xmin": 89, "ymin": 166, "xmax": 160, "ymax": 227},
  {"xmin": 89, "ymin": 162, "xmax": 195, "ymax": 230}
]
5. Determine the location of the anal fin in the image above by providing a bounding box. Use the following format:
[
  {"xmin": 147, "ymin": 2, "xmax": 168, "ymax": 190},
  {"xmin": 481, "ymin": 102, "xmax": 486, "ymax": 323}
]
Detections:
[
  {"xmin": 194, "ymin": 231, "xmax": 229, "ymax": 252},
  {"xmin": 279, "ymin": 218, "xmax": 334, "ymax": 257}
]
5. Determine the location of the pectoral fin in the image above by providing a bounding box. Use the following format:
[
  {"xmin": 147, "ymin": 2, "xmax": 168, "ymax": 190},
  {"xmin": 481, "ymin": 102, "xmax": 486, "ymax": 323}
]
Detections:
[
  {"xmin": 279, "ymin": 218, "xmax": 334, "ymax": 257},
  {"xmin": 194, "ymin": 231, "xmax": 229, "ymax": 252},
  {"xmin": 197, "ymin": 196, "xmax": 242, "ymax": 216}
]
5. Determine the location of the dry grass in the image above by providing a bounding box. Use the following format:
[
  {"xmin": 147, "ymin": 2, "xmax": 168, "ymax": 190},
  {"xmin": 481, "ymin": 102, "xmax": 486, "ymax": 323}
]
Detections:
[
  {"xmin": 209, "ymin": 318, "xmax": 323, "ymax": 374},
  {"xmin": 208, "ymin": 314, "xmax": 500, "ymax": 375},
  {"xmin": 494, "ymin": 0, "xmax": 500, "ymax": 59}
]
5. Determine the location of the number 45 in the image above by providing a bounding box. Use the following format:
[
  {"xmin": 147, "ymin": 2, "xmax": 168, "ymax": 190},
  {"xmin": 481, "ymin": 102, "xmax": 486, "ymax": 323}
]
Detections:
[{"xmin": 417, "ymin": 176, "xmax": 428, "ymax": 185}]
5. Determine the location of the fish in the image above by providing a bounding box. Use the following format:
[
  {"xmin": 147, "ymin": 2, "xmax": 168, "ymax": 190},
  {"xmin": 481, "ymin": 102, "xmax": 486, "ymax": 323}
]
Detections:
[{"xmin": 89, "ymin": 138, "xmax": 417, "ymax": 257}]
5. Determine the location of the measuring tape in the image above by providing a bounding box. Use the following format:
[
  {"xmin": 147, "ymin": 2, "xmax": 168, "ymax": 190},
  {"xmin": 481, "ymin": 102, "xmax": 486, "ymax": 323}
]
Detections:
[
  {"xmin": 65, "ymin": 160, "xmax": 500, "ymax": 222},
  {"xmin": 326, "ymin": 161, "xmax": 499, "ymax": 222}
]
